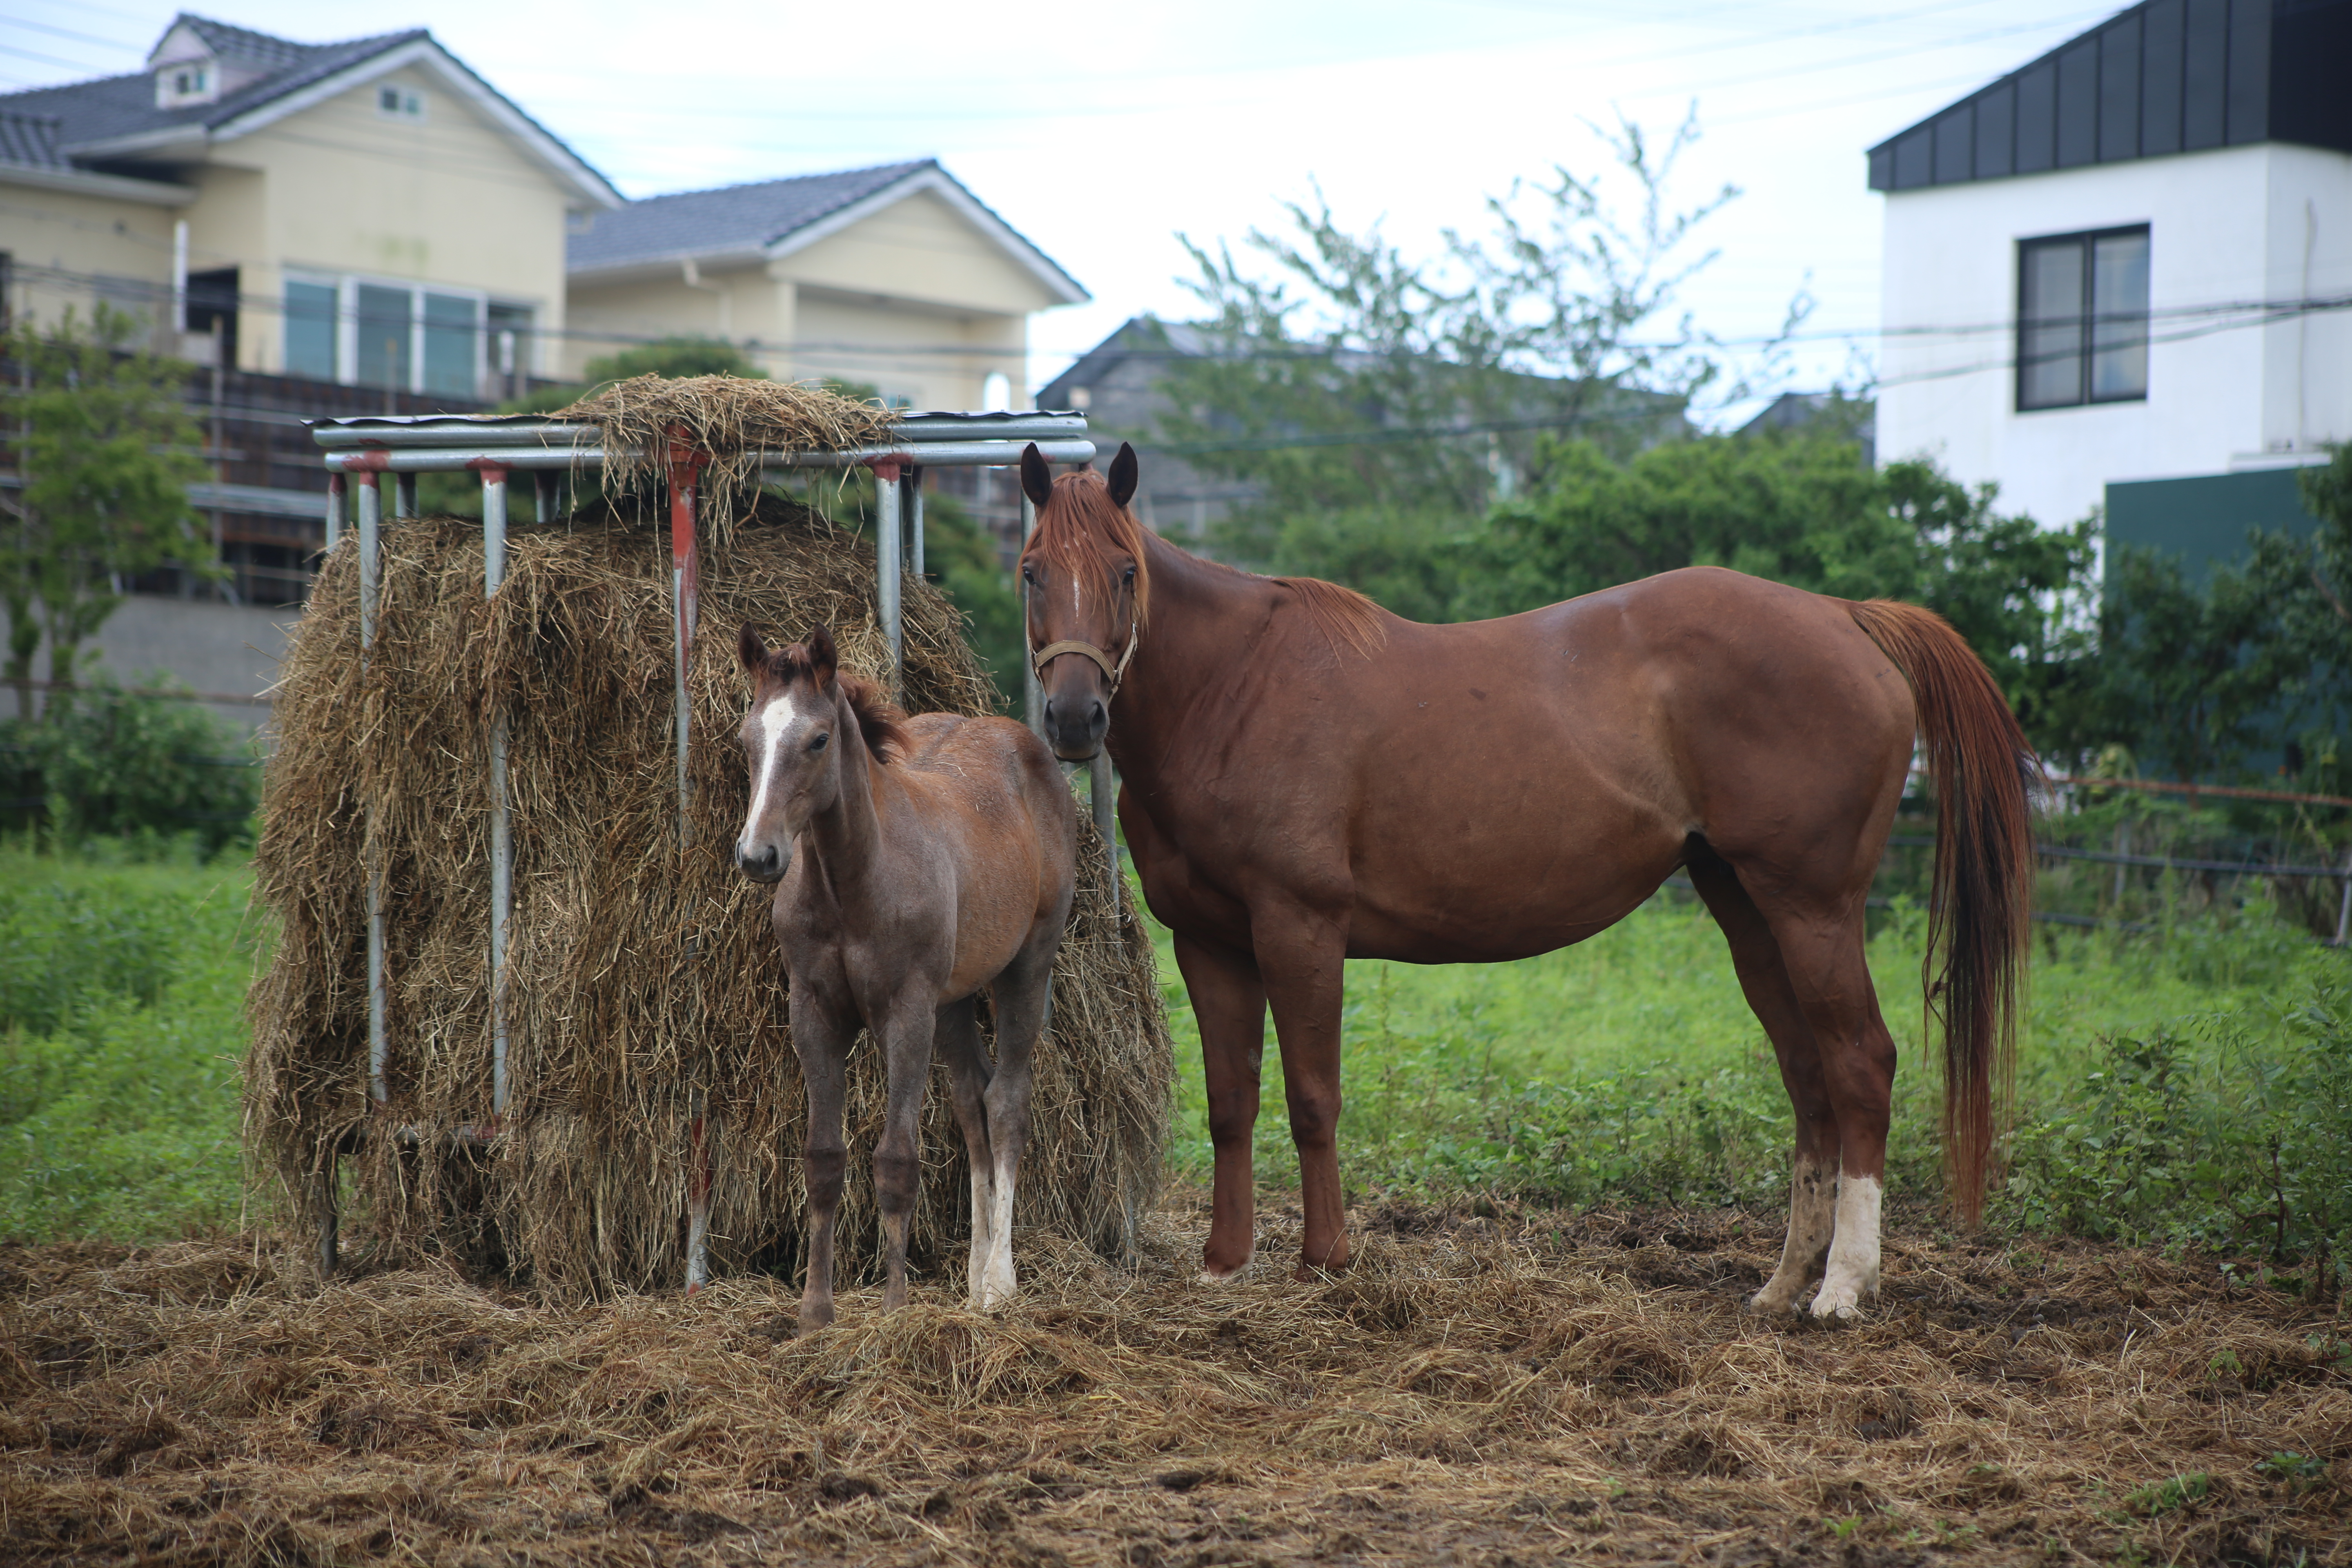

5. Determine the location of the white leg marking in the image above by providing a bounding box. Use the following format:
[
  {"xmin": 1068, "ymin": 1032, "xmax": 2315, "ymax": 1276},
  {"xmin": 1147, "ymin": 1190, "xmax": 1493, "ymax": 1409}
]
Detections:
[
  {"xmin": 980, "ymin": 1151, "xmax": 1018, "ymax": 1310},
  {"xmin": 738, "ymin": 692, "xmax": 797, "ymax": 860},
  {"xmin": 967, "ymin": 1165, "xmax": 994, "ymax": 1307},
  {"xmin": 1810, "ymin": 1173, "xmax": 1883, "ymax": 1322},
  {"xmin": 1751, "ymin": 1153, "xmax": 1837, "ymax": 1314}
]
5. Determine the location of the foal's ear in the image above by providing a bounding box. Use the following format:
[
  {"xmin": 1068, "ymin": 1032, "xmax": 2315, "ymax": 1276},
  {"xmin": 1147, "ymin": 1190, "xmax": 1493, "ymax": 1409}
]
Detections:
[
  {"xmin": 737, "ymin": 622, "xmax": 767, "ymax": 675},
  {"xmin": 1019, "ymin": 441, "xmax": 1054, "ymax": 510},
  {"xmin": 1107, "ymin": 441, "xmax": 1139, "ymax": 507},
  {"xmin": 805, "ymin": 624, "xmax": 838, "ymax": 688}
]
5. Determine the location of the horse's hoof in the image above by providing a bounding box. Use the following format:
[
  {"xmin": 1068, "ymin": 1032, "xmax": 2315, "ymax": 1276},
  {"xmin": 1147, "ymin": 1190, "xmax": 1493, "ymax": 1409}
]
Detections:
[
  {"xmin": 1196, "ymin": 1262, "xmax": 1249, "ymax": 1286},
  {"xmin": 1746, "ymin": 1287, "xmax": 1802, "ymax": 1315},
  {"xmin": 1808, "ymin": 1287, "xmax": 1866, "ymax": 1323}
]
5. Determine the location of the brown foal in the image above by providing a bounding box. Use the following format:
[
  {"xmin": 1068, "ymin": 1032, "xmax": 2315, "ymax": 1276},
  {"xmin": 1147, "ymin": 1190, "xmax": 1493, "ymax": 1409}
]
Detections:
[
  {"xmin": 1018, "ymin": 443, "xmax": 2033, "ymax": 1320},
  {"xmin": 734, "ymin": 624, "xmax": 1076, "ymax": 1330}
]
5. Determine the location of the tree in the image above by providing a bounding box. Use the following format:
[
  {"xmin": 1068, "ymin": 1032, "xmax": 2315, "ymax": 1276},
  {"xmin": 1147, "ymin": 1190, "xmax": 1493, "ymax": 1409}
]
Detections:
[
  {"xmin": 1, "ymin": 306, "xmax": 212, "ymax": 718},
  {"xmin": 1153, "ymin": 113, "xmax": 1771, "ymax": 552},
  {"xmin": 1466, "ymin": 425, "xmax": 2098, "ymax": 750}
]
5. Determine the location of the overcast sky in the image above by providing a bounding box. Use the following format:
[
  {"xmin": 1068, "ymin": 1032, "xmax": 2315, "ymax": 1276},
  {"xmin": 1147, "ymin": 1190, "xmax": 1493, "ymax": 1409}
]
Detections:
[{"xmin": 5, "ymin": 0, "xmax": 2111, "ymax": 422}]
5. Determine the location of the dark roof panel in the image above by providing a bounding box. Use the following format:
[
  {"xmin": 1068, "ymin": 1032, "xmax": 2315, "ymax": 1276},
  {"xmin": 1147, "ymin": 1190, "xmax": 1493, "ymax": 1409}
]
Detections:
[
  {"xmin": 566, "ymin": 161, "xmax": 933, "ymax": 271},
  {"xmin": 1867, "ymin": 0, "xmax": 2352, "ymax": 192},
  {"xmin": 0, "ymin": 110, "xmax": 65, "ymax": 169}
]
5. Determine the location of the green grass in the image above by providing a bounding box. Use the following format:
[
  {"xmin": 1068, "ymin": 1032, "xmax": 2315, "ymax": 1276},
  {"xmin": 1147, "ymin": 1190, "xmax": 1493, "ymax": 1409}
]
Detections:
[
  {"xmin": 0, "ymin": 844, "xmax": 261, "ymax": 1242},
  {"xmin": 4, "ymin": 838, "xmax": 2346, "ymax": 1271},
  {"xmin": 1148, "ymin": 886, "xmax": 2352, "ymax": 1263}
]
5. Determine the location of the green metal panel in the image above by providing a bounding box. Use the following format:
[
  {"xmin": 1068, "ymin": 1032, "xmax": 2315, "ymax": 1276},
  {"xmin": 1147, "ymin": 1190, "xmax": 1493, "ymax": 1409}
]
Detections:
[{"xmin": 2103, "ymin": 465, "xmax": 2323, "ymax": 592}]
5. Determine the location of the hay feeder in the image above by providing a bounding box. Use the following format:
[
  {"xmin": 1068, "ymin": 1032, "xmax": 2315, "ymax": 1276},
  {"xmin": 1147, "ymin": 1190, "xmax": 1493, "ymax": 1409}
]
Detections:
[{"xmin": 253, "ymin": 395, "xmax": 1165, "ymax": 1295}]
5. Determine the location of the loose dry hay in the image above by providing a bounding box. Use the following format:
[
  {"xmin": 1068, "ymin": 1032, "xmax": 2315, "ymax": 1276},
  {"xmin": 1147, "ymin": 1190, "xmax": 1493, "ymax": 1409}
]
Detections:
[
  {"xmin": 245, "ymin": 490, "xmax": 1169, "ymax": 1297},
  {"xmin": 550, "ymin": 376, "xmax": 901, "ymax": 547},
  {"xmin": 2, "ymin": 1205, "xmax": 2346, "ymax": 1566}
]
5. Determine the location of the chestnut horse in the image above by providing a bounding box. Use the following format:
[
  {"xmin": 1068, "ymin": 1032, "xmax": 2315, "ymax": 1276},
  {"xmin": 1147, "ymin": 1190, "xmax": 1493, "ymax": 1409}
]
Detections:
[
  {"xmin": 1018, "ymin": 443, "xmax": 2033, "ymax": 1321},
  {"xmin": 733, "ymin": 624, "xmax": 1076, "ymax": 1330}
]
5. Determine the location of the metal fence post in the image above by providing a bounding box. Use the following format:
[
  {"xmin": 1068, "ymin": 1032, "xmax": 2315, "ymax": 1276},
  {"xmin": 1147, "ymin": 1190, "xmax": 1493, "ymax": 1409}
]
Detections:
[
  {"xmin": 874, "ymin": 460, "xmax": 904, "ymax": 701},
  {"xmin": 667, "ymin": 432, "xmax": 716, "ymax": 1293},
  {"xmin": 325, "ymin": 473, "xmax": 344, "ymax": 553},
  {"xmin": 535, "ymin": 470, "xmax": 559, "ymax": 524},
  {"xmin": 395, "ymin": 473, "xmax": 416, "ymax": 519},
  {"xmin": 908, "ymin": 465, "xmax": 924, "ymax": 581},
  {"xmin": 358, "ymin": 470, "xmax": 388, "ymax": 1110},
  {"xmin": 482, "ymin": 464, "xmax": 512, "ymax": 1120}
]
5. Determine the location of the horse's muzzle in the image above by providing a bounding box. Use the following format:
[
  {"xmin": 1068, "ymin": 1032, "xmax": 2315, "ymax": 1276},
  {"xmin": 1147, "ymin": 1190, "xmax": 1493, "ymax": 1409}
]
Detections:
[
  {"xmin": 1043, "ymin": 693, "xmax": 1108, "ymax": 761},
  {"xmin": 735, "ymin": 842, "xmax": 789, "ymax": 883}
]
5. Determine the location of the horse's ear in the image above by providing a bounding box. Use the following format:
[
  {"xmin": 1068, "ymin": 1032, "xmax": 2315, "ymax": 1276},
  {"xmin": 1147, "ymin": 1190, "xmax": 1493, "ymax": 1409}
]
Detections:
[
  {"xmin": 805, "ymin": 624, "xmax": 838, "ymax": 688},
  {"xmin": 737, "ymin": 622, "xmax": 767, "ymax": 675},
  {"xmin": 1107, "ymin": 442, "xmax": 1139, "ymax": 507},
  {"xmin": 1019, "ymin": 442, "xmax": 1054, "ymax": 510}
]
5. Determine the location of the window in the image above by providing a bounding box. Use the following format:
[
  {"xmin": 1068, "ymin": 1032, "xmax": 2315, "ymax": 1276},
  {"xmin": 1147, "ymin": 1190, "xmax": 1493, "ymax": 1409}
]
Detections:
[
  {"xmin": 377, "ymin": 85, "xmax": 423, "ymax": 120},
  {"xmin": 155, "ymin": 60, "xmax": 218, "ymax": 108},
  {"xmin": 283, "ymin": 274, "xmax": 490, "ymax": 395},
  {"xmin": 285, "ymin": 280, "xmax": 337, "ymax": 380},
  {"xmin": 2018, "ymin": 225, "xmax": 2149, "ymax": 411}
]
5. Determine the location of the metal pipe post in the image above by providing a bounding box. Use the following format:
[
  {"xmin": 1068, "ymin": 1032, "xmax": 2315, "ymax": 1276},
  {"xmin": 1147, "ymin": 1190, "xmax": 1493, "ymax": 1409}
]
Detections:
[
  {"xmin": 908, "ymin": 466, "xmax": 924, "ymax": 580},
  {"xmin": 1090, "ymin": 751, "xmax": 1120, "ymax": 895},
  {"xmin": 482, "ymin": 465, "xmax": 513, "ymax": 1118},
  {"xmin": 667, "ymin": 434, "xmax": 716, "ymax": 1292},
  {"xmin": 535, "ymin": 470, "xmax": 559, "ymax": 523},
  {"xmin": 1020, "ymin": 495, "xmax": 1043, "ymax": 737},
  {"xmin": 395, "ymin": 473, "xmax": 416, "ymax": 519},
  {"xmin": 358, "ymin": 472, "xmax": 389, "ymax": 1108},
  {"xmin": 874, "ymin": 461, "xmax": 904, "ymax": 700},
  {"xmin": 325, "ymin": 473, "xmax": 344, "ymax": 552}
]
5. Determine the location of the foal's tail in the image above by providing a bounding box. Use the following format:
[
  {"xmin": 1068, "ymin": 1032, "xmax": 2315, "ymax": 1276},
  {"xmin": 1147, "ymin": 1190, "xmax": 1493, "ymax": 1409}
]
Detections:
[{"xmin": 1847, "ymin": 599, "xmax": 2037, "ymax": 1227}]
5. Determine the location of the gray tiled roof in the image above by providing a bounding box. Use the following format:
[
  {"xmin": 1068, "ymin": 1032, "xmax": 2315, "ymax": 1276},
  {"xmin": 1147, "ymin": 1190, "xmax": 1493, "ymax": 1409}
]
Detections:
[
  {"xmin": 0, "ymin": 110, "xmax": 65, "ymax": 169},
  {"xmin": 0, "ymin": 22, "xmax": 425, "ymax": 151},
  {"xmin": 567, "ymin": 160, "xmax": 930, "ymax": 271},
  {"xmin": 175, "ymin": 14, "xmax": 317, "ymax": 72}
]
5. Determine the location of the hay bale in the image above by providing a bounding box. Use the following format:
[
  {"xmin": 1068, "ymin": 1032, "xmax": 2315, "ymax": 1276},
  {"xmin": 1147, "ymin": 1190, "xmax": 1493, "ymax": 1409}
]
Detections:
[
  {"xmin": 245, "ymin": 492, "xmax": 1171, "ymax": 1297},
  {"xmin": 550, "ymin": 375, "xmax": 900, "ymax": 543}
]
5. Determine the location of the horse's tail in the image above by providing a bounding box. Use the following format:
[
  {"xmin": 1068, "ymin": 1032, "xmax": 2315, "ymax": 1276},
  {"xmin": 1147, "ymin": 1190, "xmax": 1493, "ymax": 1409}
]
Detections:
[{"xmin": 1846, "ymin": 599, "xmax": 2037, "ymax": 1227}]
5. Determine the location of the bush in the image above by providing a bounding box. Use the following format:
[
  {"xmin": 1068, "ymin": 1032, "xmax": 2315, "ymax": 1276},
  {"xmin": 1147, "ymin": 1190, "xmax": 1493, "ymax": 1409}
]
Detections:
[
  {"xmin": 0, "ymin": 675, "xmax": 257, "ymax": 852},
  {"xmin": 0, "ymin": 848, "xmax": 255, "ymax": 1242},
  {"xmin": 2001, "ymin": 952, "xmax": 2352, "ymax": 1272}
]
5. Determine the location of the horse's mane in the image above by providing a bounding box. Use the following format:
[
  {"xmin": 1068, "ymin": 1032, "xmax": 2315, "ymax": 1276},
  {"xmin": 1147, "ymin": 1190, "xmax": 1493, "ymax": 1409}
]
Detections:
[
  {"xmin": 1030, "ymin": 469, "xmax": 1388, "ymax": 659},
  {"xmin": 766, "ymin": 643, "xmax": 909, "ymax": 763}
]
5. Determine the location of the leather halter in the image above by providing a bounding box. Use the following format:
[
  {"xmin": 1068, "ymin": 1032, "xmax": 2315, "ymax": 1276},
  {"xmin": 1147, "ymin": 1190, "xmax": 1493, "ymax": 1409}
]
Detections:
[{"xmin": 1032, "ymin": 621, "xmax": 1140, "ymax": 696}]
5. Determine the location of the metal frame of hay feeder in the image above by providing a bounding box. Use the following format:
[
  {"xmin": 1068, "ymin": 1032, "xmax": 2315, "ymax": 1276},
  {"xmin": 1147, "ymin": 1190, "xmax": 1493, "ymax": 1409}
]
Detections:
[{"xmin": 303, "ymin": 409, "xmax": 1109, "ymax": 1290}]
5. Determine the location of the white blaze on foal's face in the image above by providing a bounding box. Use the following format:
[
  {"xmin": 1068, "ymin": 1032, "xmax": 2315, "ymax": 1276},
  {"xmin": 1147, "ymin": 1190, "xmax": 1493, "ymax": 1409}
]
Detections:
[{"xmin": 734, "ymin": 681, "xmax": 836, "ymax": 882}]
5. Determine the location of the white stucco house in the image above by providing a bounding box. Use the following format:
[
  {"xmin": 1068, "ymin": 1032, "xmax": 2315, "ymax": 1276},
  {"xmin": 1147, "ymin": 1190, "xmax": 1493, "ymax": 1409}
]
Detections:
[{"xmin": 1870, "ymin": 0, "xmax": 2352, "ymax": 533}]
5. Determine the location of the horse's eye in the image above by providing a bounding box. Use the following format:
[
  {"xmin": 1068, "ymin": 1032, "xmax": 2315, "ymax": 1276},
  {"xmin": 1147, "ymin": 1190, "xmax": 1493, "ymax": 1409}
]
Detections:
[
  {"xmin": 1021, "ymin": 564, "xmax": 1035, "ymax": 585},
  {"xmin": 1123, "ymin": 565, "xmax": 1136, "ymax": 585},
  {"xmin": 808, "ymin": 732, "xmax": 829, "ymax": 752}
]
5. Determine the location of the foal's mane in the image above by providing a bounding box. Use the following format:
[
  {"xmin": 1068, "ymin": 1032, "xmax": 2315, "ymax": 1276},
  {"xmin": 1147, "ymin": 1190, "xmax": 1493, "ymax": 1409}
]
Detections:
[
  {"xmin": 1031, "ymin": 469, "xmax": 1388, "ymax": 659},
  {"xmin": 763, "ymin": 643, "xmax": 909, "ymax": 763}
]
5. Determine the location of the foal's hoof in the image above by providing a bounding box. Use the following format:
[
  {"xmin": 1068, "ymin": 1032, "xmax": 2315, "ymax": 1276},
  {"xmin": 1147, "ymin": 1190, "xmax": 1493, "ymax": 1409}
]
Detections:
[
  {"xmin": 1196, "ymin": 1259, "xmax": 1250, "ymax": 1287},
  {"xmin": 1746, "ymin": 1285, "xmax": 1804, "ymax": 1316}
]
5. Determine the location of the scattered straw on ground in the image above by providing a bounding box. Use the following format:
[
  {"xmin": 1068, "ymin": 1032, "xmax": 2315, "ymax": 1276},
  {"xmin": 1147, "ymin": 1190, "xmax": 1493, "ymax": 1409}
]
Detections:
[
  {"xmin": 246, "ymin": 490, "xmax": 1169, "ymax": 1298},
  {"xmin": 550, "ymin": 376, "xmax": 901, "ymax": 542},
  {"xmin": 2, "ymin": 1199, "xmax": 2344, "ymax": 1566}
]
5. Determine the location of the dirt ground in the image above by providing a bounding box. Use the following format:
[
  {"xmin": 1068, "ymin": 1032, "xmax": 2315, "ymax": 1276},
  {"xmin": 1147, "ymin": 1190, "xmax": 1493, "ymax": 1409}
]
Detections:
[{"xmin": 2, "ymin": 1193, "xmax": 2346, "ymax": 1567}]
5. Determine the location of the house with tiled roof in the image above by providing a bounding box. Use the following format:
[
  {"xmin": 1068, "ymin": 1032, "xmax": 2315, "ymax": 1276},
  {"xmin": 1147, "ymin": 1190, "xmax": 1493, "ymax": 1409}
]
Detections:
[
  {"xmin": 564, "ymin": 158, "xmax": 1088, "ymax": 412},
  {"xmin": 0, "ymin": 12, "xmax": 621, "ymax": 391},
  {"xmin": 1868, "ymin": 0, "xmax": 2352, "ymax": 539}
]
